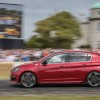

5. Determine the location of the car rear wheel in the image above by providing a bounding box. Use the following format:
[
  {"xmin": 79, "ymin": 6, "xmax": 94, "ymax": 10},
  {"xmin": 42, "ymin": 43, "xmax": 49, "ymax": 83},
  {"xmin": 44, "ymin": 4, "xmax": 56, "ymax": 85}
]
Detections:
[
  {"xmin": 20, "ymin": 72, "xmax": 37, "ymax": 88},
  {"xmin": 87, "ymin": 71, "xmax": 100, "ymax": 87}
]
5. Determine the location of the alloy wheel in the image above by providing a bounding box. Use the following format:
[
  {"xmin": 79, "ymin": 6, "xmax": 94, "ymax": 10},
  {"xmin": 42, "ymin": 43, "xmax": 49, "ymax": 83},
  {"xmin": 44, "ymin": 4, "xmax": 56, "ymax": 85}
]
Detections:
[
  {"xmin": 21, "ymin": 72, "xmax": 36, "ymax": 88},
  {"xmin": 87, "ymin": 72, "xmax": 100, "ymax": 87}
]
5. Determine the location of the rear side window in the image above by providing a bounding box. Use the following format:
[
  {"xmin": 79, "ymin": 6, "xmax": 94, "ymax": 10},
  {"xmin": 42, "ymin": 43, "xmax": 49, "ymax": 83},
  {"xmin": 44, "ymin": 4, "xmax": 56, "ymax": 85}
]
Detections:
[{"xmin": 68, "ymin": 53, "xmax": 91, "ymax": 62}]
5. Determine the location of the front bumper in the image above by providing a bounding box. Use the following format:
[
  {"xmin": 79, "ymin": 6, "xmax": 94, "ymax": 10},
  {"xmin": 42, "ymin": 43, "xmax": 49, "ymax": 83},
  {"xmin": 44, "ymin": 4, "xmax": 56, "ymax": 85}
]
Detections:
[
  {"xmin": 10, "ymin": 76, "xmax": 16, "ymax": 81},
  {"xmin": 10, "ymin": 72, "xmax": 20, "ymax": 83}
]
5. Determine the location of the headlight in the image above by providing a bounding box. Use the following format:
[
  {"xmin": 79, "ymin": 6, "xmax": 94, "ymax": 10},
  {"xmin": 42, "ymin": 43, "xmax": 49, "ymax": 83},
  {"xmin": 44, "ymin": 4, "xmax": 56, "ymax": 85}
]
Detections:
[{"xmin": 11, "ymin": 67, "xmax": 20, "ymax": 72}]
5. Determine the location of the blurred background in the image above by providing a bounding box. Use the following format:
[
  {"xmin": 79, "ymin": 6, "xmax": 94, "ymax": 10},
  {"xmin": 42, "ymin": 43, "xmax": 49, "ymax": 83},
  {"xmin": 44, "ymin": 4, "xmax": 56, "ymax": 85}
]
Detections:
[{"xmin": 0, "ymin": 0, "xmax": 99, "ymax": 62}]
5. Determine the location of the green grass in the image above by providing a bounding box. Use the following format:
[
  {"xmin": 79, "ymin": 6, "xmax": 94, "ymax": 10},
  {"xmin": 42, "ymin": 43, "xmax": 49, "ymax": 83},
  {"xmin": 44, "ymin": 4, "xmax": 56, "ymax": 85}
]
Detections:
[{"xmin": 0, "ymin": 95, "xmax": 100, "ymax": 100}]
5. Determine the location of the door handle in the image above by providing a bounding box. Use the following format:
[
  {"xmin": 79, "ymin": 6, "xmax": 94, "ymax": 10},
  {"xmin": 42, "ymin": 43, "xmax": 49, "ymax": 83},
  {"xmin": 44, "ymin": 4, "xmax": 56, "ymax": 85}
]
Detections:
[
  {"xmin": 82, "ymin": 64, "xmax": 86, "ymax": 66},
  {"xmin": 60, "ymin": 66, "xmax": 64, "ymax": 68}
]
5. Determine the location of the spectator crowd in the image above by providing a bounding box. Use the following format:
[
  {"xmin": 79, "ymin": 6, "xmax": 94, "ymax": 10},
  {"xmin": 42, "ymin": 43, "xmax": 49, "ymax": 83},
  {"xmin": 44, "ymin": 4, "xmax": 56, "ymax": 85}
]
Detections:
[
  {"xmin": 0, "ymin": 49, "xmax": 62, "ymax": 62},
  {"xmin": 0, "ymin": 48, "xmax": 99, "ymax": 62}
]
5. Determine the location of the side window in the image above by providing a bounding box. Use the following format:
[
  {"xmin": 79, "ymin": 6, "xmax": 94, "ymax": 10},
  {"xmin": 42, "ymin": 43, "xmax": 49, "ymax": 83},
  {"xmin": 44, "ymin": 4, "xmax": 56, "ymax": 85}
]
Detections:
[
  {"xmin": 87, "ymin": 54, "xmax": 91, "ymax": 61},
  {"xmin": 45, "ymin": 54, "xmax": 67, "ymax": 64},
  {"xmin": 68, "ymin": 53, "xmax": 91, "ymax": 62}
]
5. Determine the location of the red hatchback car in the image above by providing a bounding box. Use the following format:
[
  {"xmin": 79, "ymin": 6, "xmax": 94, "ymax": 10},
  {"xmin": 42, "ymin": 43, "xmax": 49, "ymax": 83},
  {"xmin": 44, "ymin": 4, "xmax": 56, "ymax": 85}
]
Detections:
[{"xmin": 10, "ymin": 50, "xmax": 100, "ymax": 88}]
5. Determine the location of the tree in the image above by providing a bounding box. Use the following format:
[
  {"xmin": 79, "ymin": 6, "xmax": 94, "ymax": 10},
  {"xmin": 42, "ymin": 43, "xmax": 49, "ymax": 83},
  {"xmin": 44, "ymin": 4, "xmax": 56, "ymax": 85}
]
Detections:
[{"xmin": 27, "ymin": 11, "xmax": 81, "ymax": 49}]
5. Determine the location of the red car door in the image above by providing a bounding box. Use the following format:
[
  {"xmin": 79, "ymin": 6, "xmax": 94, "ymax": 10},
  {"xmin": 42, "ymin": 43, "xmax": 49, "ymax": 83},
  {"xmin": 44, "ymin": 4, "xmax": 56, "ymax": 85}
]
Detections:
[
  {"xmin": 37, "ymin": 53, "xmax": 68, "ymax": 83},
  {"xmin": 61, "ymin": 52, "xmax": 92, "ymax": 83},
  {"xmin": 62, "ymin": 62, "xmax": 89, "ymax": 82}
]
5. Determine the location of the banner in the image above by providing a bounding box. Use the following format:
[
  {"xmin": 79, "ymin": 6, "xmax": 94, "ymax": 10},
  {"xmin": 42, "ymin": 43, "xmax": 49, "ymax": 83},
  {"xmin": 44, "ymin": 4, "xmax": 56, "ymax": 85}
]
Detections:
[{"xmin": 0, "ymin": 3, "xmax": 22, "ymax": 38}]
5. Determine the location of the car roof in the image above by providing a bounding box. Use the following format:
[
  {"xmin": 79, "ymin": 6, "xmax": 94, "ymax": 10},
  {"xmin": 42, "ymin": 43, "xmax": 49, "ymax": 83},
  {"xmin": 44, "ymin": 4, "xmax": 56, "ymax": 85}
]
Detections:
[
  {"xmin": 52, "ymin": 50, "xmax": 100, "ymax": 55},
  {"xmin": 52, "ymin": 50, "xmax": 98, "ymax": 55}
]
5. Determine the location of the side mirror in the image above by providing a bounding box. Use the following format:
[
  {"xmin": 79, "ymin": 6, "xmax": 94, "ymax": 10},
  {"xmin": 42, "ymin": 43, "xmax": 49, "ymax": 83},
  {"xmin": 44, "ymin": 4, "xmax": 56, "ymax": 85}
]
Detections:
[{"xmin": 42, "ymin": 60, "xmax": 47, "ymax": 66}]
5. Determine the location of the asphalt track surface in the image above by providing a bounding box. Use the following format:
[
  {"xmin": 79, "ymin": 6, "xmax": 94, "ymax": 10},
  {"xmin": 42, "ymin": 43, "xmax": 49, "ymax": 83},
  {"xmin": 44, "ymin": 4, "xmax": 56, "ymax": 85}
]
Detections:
[{"xmin": 0, "ymin": 80, "xmax": 100, "ymax": 95}]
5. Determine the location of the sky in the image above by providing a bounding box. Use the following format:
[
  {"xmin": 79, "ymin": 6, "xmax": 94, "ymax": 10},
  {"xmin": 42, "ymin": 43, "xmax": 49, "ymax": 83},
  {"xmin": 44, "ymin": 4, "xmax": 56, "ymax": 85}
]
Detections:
[{"xmin": 0, "ymin": 0, "xmax": 99, "ymax": 40}]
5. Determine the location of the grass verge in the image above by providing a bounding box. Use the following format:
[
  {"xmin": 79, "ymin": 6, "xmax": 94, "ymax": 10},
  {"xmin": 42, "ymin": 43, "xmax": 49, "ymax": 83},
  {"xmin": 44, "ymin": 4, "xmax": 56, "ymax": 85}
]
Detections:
[{"xmin": 0, "ymin": 95, "xmax": 100, "ymax": 100}]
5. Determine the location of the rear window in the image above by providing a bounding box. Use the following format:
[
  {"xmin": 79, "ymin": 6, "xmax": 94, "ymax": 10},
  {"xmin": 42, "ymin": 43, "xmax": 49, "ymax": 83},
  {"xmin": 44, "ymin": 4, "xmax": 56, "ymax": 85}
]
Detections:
[{"xmin": 68, "ymin": 53, "xmax": 91, "ymax": 62}]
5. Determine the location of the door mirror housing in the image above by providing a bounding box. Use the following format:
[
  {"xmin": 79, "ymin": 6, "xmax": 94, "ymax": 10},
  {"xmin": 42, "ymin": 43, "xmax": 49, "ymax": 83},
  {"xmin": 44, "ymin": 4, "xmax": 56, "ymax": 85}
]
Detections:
[{"xmin": 42, "ymin": 60, "xmax": 47, "ymax": 66}]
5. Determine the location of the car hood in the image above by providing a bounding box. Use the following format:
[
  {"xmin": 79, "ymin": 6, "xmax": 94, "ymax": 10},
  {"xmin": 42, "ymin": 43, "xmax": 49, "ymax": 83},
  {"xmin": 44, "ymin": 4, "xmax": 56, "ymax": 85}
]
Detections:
[{"xmin": 12, "ymin": 61, "xmax": 37, "ymax": 68}]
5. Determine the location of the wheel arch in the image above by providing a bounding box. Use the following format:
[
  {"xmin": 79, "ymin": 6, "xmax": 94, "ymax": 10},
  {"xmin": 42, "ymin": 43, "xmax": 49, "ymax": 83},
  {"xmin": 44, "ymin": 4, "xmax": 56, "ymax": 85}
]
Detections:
[
  {"xmin": 19, "ymin": 71, "xmax": 38, "ymax": 83},
  {"xmin": 85, "ymin": 70, "xmax": 100, "ymax": 82}
]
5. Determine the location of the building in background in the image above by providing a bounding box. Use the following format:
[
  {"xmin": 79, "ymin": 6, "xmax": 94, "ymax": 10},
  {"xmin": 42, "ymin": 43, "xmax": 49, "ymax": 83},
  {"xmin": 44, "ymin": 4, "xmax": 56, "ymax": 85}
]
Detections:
[{"xmin": 73, "ymin": 2, "xmax": 100, "ymax": 49}]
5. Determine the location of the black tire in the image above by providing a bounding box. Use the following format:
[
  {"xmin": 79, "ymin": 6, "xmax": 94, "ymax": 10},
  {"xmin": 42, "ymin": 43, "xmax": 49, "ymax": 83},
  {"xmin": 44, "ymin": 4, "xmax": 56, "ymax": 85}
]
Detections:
[
  {"xmin": 20, "ymin": 72, "xmax": 37, "ymax": 88},
  {"xmin": 87, "ymin": 71, "xmax": 100, "ymax": 87}
]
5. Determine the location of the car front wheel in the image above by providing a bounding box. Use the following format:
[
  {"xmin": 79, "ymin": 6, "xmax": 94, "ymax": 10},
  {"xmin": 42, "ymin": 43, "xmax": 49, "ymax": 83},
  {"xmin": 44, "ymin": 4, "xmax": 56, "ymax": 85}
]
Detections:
[
  {"xmin": 87, "ymin": 71, "xmax": 100, "ymax": 87},
  {"xmin": 20, "ymin": 72, "xmax": 37, "ymax": 88}
]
